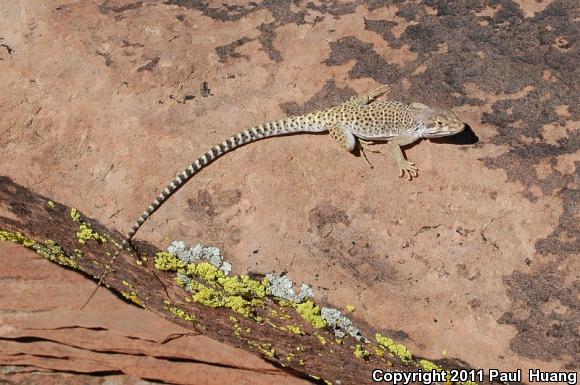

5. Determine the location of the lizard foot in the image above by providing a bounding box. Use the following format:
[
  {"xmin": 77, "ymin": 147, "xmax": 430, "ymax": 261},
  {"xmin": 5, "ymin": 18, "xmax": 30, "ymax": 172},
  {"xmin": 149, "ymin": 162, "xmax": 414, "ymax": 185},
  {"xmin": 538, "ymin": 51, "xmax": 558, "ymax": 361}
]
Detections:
[
  {"xmin": 359, "ymin": 140, "xmax": 381, "ymax": 168},
  {"xmin": 397, "ymin": 160, "xmax": 418, "ymax": 180}
]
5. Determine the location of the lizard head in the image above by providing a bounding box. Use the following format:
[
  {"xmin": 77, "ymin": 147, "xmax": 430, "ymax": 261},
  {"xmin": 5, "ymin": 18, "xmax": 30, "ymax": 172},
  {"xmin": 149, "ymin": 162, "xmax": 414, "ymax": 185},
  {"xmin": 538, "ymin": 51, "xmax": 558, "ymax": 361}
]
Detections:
[{"xmin": 414, "ymin": 103, "xmax": 465, "ymax": 138}]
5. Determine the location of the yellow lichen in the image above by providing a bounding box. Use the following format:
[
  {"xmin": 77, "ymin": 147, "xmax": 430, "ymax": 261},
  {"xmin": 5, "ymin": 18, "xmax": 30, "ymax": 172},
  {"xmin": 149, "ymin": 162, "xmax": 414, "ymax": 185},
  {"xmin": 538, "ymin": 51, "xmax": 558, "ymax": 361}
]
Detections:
[
  {"xmin": 0, "ymin": 231, "xmax": 79, "ymax": 269},
  {"xmin": 154, "ymin": 251, "xmax": 186, "ymax": 271},
  {"xmin": 189, "ymin": 282, "xmax": 263, "ymax": 319},
  {"xmin": 70, "ymin": 208, "xmax": 81, "ymax": 222},
  {"xmin": 270, "ymin": 308, "xmax": 292, "ymax": 320},
  {"xmin": 375, "ymin": 333, "xmax": 413, "ymax": 363},
  {"xmin": 160, "ymin": 257, "xmax": 270, "ymax": 320},
  {"xmin": 76, "ymin": 222, "xmax": 107, "ymax": 244},
  {"xmin": 315, "ymin": 333, "xmax": 327, "ymax": 345},
  {"xmin": 69, "ymin": 209, "xmax": 106, "ymax": 245},
  {"xmin": 216, "ymin": 273, "xmax": 268, "ymax": 298},
  {"xmin": 419, "ymin": 359, "xmax": 443, "ymax": 371},
  {"xmin": 265, "ymin": 318, "xmax": 302, "ymax": 334},
  {"xmin": 374, "ymin": 346, "xmax": 386, "ymax": 358},
  {"xmin": 282, "ymin": 324, "xmax": 305, "ymax": 335},
  {"xmin": 191, "ymin": 286, "xmax": 222, "ymax": 307},
  {"xmin": 121, "ymin": 291, "xmax": 144, "ymax": 307},
  {"xmin": 47, "ymin": 200, "xmax": 55, "ymax": 209},
  {"xmin": 346, "ymin": 304, "xmax": 356, "ymax": 312},
  {"xmin": 188, "ymin": 261, "xmax": 224, "ymax": 281},
  {"xmin": 257, "ymin": 343, "xmax": 275, "ymax": 358},
  {"xmin": 169, "ymin": 306, "xmax": 195, "ymax": 321},
  {"xmin": 294, "ymin": 300, "xmax": 327, "ymax": 328},
  {"xmin": 353, "ymin": 344, "xmax": 370, "ymax": 359}
]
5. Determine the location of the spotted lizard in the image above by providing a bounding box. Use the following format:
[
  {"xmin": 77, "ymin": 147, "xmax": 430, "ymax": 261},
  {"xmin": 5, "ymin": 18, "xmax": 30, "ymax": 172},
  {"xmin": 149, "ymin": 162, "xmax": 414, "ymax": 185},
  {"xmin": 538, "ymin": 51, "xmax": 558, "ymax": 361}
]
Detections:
[{"xmin": 80, "ymin": 85, "xmax": 465, "ymax": 308}]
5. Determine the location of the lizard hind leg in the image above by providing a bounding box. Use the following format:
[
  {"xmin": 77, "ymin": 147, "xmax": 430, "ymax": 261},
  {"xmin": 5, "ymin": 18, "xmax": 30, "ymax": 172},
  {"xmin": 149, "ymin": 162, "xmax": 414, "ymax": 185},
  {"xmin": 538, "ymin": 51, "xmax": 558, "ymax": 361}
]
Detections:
[
  {"xmin": 367, "ymin": 84, "xmax": 391, "ymax": 100},
  {"xmin": 348, "ymin": 84, "xmax": 391, "ymax": 106},
  {"xmin": 329, "ymin": 126, "xmax": 375, "ymax": 168},
  {"xmin": 359, "ymin": 139, "xmax": 381, "ymax": 168},
  {"xmin": 329, "ymin": 126, "xmax": 356, "ymax": 152}
]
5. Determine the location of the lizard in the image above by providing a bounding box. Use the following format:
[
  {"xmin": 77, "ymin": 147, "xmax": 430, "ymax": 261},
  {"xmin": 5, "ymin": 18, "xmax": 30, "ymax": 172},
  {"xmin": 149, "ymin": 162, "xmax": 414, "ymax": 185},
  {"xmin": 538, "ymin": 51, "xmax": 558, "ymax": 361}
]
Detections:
[{"xmin": 80, "ymin": 85, "xmax": 465, "ymax": 308}]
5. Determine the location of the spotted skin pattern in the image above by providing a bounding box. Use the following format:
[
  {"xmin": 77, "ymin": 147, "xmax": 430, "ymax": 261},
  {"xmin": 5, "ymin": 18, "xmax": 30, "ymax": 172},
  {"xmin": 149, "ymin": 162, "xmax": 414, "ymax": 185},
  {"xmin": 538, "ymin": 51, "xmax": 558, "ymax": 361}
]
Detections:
[{"xmin": 80, "ymin": 85, "xmax": 465, "ymax": 308}]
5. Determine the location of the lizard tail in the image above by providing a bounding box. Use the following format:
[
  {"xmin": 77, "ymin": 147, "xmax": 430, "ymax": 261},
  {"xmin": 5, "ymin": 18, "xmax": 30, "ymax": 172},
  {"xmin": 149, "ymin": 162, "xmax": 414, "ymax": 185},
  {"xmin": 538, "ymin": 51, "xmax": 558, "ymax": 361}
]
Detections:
[{"xmin": 127, "ymin": 116, "xmax": 324, "ymax": 241}]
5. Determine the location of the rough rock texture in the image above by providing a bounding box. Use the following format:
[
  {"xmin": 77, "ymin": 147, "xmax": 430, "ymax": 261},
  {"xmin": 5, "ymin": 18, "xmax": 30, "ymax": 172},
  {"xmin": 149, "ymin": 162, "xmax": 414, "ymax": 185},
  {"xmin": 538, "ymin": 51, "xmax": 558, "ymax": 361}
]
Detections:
[{"xmin": 0, "ymin": 0, "xmax": 578, "ymax": 383}]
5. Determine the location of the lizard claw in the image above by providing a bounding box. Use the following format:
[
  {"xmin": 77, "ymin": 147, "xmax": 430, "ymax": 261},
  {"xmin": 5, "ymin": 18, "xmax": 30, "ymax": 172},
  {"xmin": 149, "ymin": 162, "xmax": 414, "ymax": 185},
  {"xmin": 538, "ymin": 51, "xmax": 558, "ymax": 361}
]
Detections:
[{"xmin": 398, "ymin": 161, "xmax": 418, "ymax": 180}]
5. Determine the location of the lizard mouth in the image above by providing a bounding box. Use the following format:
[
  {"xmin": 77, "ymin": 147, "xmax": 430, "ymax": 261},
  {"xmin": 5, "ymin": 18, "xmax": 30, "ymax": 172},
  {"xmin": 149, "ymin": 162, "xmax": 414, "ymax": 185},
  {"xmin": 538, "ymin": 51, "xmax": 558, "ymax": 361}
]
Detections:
[{"xmin": 424, "ymin": 123, "xmax": 465, "ymax": 138}]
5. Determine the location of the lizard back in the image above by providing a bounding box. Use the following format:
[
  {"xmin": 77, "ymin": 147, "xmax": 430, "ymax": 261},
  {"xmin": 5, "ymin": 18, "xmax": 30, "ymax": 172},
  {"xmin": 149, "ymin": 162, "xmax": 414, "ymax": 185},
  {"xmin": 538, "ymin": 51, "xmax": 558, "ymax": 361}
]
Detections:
[{"xmin": 328, "ymin": 100, "xmax": 421, "ymax": 140}]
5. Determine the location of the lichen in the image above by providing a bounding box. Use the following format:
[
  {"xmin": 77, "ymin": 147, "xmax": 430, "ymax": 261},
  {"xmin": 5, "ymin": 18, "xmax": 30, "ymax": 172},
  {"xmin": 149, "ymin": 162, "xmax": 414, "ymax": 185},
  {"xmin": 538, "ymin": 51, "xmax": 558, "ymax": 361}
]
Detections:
[
  {"xmin": 157, "ymin": 245, "xmax": 270, "ymax": 320},
  {"xmin": 121, "ymin": 291, "xmax": 144, "ymax": 307},
  {"xmin": 266, "ymin": 273, "xmax": 313, "ymax": 303},
  {"xmin": 419, "ymin": 359, "xmax": 442, "ymax": 371},
  {"xmin": 76, "ymin": 222, "xmax": 107, "ymax": 244},
  {"xmin": 70, "ymin": 208, "xmax": 81, "ymax": 222},
  {"xmin": 282, "ymin": 324, "xmax": 305, "ymax": 335},
  {"xmin": 47, "ymin": 200, "xmax": 55, "ymax": 209},
  {"xmin": 270, "ymin": 308, "xmax": 292, "ymax": 320},
  {"xmin": 0, "ymin": 231, "xmax": 79, "ymax": 269},
  {"xmin": 155, "ymin": 251, "xmax": 186, "ymax": 271},
  {"xmin": 257, "ymin": 343, "xmax": 276, "ymax": 358},
  {"xmin": 168, "ymin": 241, "xmax": 231, "ymax": 274},
  {"xmin": 156, "ymin": 240, "xmax": 457, "ymax": 375},
  {"xmin": 69, "ymin": 208, "xmax": 106, "ymax": 245},
  {"xmin": 374, "ymin": 347, "xmax": 386, "ymax": 358},
  {"xmin": 169, "ymin": 306, "xmax": 195, "ymax": 321},
  {"xmin": 321, "ymin": 307, "xmax": 364, "ymax": 341},
  {"xmin": 353, "ymin": 344, "xmax": 370, "ymax": 359},
  {"xmin": 294, "ymin": 300, "xmax": 327, "ymax": 329},
  {"xmin": 180, "ymin": 272, "xmax": 264, "ymax": 319},
  {"xmin": 375, "ymin": 333, "xmax": 413, "ymax": 364}
]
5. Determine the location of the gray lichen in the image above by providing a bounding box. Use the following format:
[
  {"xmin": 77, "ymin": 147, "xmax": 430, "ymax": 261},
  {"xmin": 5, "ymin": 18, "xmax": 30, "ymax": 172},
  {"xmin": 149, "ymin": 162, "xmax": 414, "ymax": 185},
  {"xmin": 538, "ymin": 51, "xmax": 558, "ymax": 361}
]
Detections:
[
  {"xmin": 168, "ymin": 241, "xmax": 231, "ymax": 275},
  {"xmin": 266, "ymin": 273, "xmax": 313, "ymax": 303},
  {"xmin": 321, "ymin": 307, "xmax": 366, "ymax": 342}
]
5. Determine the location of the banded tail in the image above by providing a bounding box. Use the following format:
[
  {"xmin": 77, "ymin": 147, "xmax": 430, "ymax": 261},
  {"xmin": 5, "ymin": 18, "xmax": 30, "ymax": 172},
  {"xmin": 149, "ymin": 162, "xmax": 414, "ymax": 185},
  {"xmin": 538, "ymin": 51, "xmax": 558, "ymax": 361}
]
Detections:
[{"xmin": 80, "ymin": 114, "xmax": 326, "ymax": 309}]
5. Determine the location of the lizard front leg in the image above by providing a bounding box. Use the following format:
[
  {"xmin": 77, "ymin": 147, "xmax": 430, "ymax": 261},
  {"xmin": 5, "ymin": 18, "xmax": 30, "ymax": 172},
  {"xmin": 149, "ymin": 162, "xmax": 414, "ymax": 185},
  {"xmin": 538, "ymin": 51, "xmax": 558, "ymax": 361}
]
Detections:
[{"xmin": 387, "ymin": 133, "xmax": 420, "ymax": 180}]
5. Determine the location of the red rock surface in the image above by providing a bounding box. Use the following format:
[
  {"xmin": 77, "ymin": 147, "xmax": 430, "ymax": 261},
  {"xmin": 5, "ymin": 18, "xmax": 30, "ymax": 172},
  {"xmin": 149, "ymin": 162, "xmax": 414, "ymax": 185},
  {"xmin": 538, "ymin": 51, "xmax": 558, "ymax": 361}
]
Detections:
[
  {"xmin": 0, "ymin": 243, "xmax": 309, "ymax": 384},
  {"xmin": 0, "ymin": 0, "xmax": 577, "ymax": 383}
]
